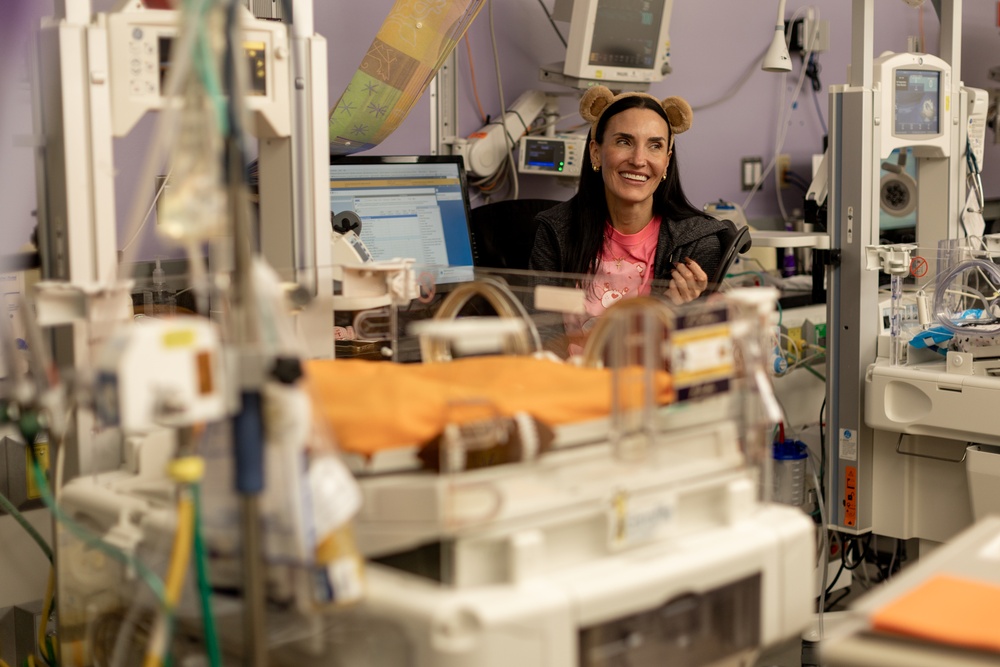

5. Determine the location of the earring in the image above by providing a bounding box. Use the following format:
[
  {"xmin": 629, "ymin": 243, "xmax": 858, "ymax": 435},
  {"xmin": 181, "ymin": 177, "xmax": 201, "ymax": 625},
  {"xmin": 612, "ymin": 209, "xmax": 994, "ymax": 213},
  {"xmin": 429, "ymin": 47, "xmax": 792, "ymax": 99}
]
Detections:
[
  {"xmin": 592, "ymin": 164, "xmax": 600, "ymax": 172},
  {"xmin": 661, "ymin": 172, "xmax": 667, "ymax": 181}
]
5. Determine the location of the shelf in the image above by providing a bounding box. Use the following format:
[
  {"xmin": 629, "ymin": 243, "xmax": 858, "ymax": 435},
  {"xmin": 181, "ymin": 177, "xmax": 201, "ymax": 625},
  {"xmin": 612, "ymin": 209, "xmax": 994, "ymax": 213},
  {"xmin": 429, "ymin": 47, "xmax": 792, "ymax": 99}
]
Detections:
[{"xmin": 750, "ymin": 230, "xmax": 830, "ymax": 249}]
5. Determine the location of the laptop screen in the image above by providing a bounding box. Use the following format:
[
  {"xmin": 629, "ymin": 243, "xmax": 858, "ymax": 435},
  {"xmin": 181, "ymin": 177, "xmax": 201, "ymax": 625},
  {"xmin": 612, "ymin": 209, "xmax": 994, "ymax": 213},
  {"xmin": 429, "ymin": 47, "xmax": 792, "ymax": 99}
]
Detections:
[{"xmin": 328, "ymin": 155, "xmax": 477, "ymax": 286}]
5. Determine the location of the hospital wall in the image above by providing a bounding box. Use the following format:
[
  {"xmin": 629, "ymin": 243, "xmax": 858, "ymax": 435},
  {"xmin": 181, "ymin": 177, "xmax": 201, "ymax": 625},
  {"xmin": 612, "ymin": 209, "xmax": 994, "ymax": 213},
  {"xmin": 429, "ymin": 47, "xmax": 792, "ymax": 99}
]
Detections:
[
  {"xmin": 322, "ymin": 0, "xmax": 1000, "ymax": 220},
  {"xmin": 3, "ymin": 2, "xmax": 1000, "ymax": 262}
]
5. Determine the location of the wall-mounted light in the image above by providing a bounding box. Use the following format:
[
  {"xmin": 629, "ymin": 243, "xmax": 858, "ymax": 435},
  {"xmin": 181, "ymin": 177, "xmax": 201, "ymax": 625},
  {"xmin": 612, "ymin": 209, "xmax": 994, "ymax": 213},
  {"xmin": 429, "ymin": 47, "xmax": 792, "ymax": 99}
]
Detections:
[{"xmin": 762, "ymin": 0, "xmax": 792, "ymax": 72}]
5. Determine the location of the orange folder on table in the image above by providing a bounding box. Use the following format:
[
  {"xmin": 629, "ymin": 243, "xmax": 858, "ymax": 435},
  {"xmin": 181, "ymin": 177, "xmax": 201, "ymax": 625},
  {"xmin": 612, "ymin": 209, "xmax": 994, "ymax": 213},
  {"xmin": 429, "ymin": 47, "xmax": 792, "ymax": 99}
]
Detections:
[{"xmin": 870, "ymin": 573, "xmax": 1000, "ymax": 653}]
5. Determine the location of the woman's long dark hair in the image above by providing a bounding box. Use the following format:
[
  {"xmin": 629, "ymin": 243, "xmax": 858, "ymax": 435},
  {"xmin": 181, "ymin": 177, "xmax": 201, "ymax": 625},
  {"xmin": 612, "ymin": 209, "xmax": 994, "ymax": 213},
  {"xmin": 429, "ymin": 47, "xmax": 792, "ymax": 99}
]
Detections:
[{"xmin": 565, "ymin": 95, "xmax": 703, "ymax": 275}]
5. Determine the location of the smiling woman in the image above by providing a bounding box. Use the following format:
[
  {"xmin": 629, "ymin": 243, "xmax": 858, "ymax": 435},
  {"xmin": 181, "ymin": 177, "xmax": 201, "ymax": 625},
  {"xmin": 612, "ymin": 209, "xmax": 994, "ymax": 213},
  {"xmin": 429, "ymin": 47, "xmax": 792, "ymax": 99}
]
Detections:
[{"xmin": 528, "ymin": 85, "xmax": 728, "ymax": 319}]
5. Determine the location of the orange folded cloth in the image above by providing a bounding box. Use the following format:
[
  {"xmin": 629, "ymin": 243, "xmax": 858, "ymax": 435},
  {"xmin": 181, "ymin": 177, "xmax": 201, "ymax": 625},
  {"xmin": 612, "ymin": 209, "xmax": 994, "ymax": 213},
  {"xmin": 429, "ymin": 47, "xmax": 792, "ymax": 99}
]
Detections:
[
  {"xmin": 870, "ymin": 573, "xmax": 1000, "ymax": 653},
  {"xmin": 305, "ymin": 356, "xmax": 674, "ymax": 456}
]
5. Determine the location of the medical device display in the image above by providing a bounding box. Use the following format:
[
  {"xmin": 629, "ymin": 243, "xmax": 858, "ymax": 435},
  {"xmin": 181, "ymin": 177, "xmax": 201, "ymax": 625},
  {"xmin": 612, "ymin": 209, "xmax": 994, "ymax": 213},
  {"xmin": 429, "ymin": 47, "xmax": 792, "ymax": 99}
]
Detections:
[
  {"xmin": 874, "ymin": 52, "xmax": 952, "ymax": 158},
  {"xmin": 328, "ymin": 155, "xmax": 477, "ymax": 286},
  {"xmin": 894, "ymin": 69, "xmax": 941, "ymax": 136},
  {"xmin": 517, "ymin": 134, "xmax": 587, "ymax": 177},
  {"xmin": 106, "ymin": 9, "xmax": 291, "ymax": 138},
  {"xmin": 562, "ymin": 0, "xmax": 673, "ymax": 85}
]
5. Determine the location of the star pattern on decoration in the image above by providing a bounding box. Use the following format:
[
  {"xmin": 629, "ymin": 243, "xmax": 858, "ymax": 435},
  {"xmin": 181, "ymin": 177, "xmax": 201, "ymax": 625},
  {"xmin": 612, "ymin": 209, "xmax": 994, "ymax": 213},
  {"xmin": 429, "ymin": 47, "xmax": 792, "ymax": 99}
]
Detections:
[
  {"xmin": 363, "ymin": 81, "xmax": 379, "ymax": 96},
  {"xmin": 367, "ymin": 101, "xmax": 388, "ymax": 118},
  {"xmin": 337, "ymin": 99, "xmax": 356, "ymax": 116},
  {"xmin": 351, "ymin": 123, "xmax": 369, "ymax": 137}
]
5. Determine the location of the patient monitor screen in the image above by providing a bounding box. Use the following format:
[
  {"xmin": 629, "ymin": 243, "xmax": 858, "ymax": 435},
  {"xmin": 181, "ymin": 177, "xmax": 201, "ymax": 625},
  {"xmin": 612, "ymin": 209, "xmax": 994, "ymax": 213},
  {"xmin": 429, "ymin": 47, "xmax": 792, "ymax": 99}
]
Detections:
[
  {"xmin": 893, "ymin": 69, "xmax": 940, "ymax": 136},
  {"xmin": 588, "ymin": 0, "xmax": 665, "ymax": 70},
  {"xmin": 329, "ymin": 157, "xmax": 476, "ymax": 285}
]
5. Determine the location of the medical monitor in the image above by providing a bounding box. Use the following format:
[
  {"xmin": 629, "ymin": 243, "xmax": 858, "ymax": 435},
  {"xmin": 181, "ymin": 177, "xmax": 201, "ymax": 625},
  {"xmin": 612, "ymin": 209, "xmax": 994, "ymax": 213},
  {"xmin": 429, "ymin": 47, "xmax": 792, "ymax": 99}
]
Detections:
[
  {"xmin": 562, "ymin": 0, "xmax": 673, "ymax": 85},
  {"xmin": 873, "ymin": 52, "xmax": 951, "ymax": 159},
  {"xmin": 328, "ymin": 155, "xmax": 477, "ymax": 286},
  {"xmin": 893, "ymin": 69, "xmax": 940, "ymax": 136}
]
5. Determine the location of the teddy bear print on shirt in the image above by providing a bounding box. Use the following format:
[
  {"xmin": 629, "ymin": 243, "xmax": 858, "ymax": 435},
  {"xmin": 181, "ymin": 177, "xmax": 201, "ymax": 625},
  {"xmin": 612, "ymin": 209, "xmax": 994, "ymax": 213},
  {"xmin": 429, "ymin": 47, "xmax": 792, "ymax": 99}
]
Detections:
[{"xmin": 593, "ymin": 258, "xmax": 645, "ymax": 311}]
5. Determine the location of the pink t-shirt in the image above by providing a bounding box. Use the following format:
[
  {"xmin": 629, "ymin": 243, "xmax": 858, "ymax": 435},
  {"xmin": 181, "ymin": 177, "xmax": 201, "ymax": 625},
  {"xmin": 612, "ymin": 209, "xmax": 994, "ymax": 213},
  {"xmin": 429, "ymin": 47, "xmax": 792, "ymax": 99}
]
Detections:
[{"xmin": 565, "ymin": 217, "xmax": 661, "ymax": 354}]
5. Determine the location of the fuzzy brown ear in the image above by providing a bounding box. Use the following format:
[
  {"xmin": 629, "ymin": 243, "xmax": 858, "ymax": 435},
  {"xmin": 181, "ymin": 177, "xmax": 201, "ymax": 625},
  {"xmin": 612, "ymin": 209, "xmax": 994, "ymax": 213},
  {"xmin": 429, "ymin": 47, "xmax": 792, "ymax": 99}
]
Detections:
[
  {"xmin": 661, "ymin": 96, "xmax": 693, "ymax": 135},
  {"xmin": 579, "ymin": 86, "xmax": 616, "ymax": 126}
]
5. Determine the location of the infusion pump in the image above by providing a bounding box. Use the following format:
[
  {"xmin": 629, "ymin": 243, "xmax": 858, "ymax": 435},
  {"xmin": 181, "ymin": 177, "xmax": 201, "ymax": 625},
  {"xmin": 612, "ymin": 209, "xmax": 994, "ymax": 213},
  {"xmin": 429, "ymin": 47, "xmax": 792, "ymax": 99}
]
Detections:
[{"xmin": 518, "ymin": 134, "xmax": 588, "ymax": 177}]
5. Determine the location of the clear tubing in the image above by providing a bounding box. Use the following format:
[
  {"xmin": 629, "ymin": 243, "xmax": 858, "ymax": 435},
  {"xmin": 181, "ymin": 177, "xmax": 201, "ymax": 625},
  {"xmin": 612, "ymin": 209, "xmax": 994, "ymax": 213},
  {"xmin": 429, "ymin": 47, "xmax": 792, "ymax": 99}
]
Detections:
[
  {"xmin": 890, "ymin": 272, "xmax": 903, "ymax": 366},
  {"xmin": 932, "ymin": 259, "xmax": 1000, "ymax": 337}
]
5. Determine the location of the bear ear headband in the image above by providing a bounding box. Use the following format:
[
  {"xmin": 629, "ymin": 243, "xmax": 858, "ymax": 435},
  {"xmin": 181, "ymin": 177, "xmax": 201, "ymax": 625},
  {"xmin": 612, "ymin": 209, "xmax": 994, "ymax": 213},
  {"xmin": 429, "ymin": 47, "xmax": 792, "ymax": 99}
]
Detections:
[{"xmin": 579, "ymin": 85, "xmax": 693, "ymax": 148}]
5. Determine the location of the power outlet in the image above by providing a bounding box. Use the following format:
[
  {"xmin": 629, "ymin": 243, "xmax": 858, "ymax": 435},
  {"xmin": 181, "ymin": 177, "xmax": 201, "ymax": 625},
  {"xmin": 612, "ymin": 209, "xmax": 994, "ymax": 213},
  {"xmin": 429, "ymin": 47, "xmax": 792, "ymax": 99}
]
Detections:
[
  {"xmin": 741, "ymin": 157, "xmax": 763, "ymax": 191},
  {"xmin": 788, "ymin": 16, "xmax": 830, "ymax": 54},
  {"xmin": 777, "ymin": 154, "xmax": 791, "ymax": 189}
]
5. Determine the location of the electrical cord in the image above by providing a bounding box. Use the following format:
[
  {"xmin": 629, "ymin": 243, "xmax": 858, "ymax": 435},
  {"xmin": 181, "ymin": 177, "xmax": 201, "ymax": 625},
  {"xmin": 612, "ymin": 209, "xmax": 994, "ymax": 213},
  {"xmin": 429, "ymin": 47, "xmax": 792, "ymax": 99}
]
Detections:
[
  {"xmin": 535, "ymin": 0, "xmax": 567, "ymax": 47},
  {"xmin": 805, "ymin": 52, "xmax": 828, "ymax": 135},
  {"xmin": 824, "ymin": 587, "xmax": 851, "ymax": 612},
  {"xmin": 690, "ymin": 43, "xmax": 770, "ymax": 112},
  {"xmin": 26, "ymin": 446, "xmax": 167, "ymax": 609},
  {"xmin": 743, "ymin": 5, "xmax": 819, "ymax": 216},
  {"xmin": 886, "ymin": 538, "xmax": 899, "ymax": 581},
  {"xmin": 192, "ymin": 483, "xmax": 222, "ymax": 667},
  {"xmin": 464, "ymin": 35, "xmax": 488, "ymax": 124},
  {"xmin": 841, "ymin": 533, "xmax": 869, "ymax": 571},
  {"xmin": 784, "ymin": 170, "xmax": 813, "ymax": 191},
  {"xmin": 0, "ymin": 487, "xmax": 53, "ymax": 563},
  {"xmin": 37, "ymin": 566, "xmax": 56, "ymax": 667},
  {"xmin": 966, "ymin": 139, "xmax": 985, "ymax": 214},
  {"xmin": 142, "ymin": 483, "xmax": 195, "ymax": 667},
  {"xmin": 487, "ymin": 0, "xmax": 519, "ymax": 201},
  {"xmin": 823, "ymin": 554, "xmax": 845, "ymax": 599}
]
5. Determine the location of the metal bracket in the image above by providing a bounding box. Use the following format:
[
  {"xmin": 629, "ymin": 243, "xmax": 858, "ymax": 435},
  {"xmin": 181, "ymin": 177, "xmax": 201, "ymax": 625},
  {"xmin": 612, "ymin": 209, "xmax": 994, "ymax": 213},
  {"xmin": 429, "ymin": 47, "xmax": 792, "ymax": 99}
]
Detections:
[{"xmin": 895, "ymin": 433, "xmax": 968, "ymax": 464}]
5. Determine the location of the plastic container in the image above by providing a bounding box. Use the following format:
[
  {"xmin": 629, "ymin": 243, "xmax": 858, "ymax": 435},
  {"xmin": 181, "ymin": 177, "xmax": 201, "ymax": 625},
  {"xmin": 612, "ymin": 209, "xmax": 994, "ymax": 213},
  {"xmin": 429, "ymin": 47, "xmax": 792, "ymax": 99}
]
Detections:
[{"xmin": 772, "ymin": 440, "xmax": 808, "ymax": 506}]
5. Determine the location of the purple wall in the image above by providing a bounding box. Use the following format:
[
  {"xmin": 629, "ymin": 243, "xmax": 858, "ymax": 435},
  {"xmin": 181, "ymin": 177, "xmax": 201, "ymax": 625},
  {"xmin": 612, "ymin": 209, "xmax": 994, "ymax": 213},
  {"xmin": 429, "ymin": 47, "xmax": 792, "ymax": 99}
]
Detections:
[
  {"xmin": 4, "ymin": 1, "xmax": 1000, "ymax": 259},
  {"xmin": 323, "ymin": 0, "xmax": 1000, "ymax": 221}
]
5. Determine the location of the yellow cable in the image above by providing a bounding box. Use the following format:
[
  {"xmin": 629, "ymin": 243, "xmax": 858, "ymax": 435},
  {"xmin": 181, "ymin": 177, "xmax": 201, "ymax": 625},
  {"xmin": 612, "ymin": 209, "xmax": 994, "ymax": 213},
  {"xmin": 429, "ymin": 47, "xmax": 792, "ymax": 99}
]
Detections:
[
  {"xmin": 142, "ymin": 492, "xmax": 195, "ymax": 667},
  {"xmin": 37, "ymin": 565, "xmax": 55, "ymax": 665},
  {"xmin": 164, "ymin": 495, "xmax": 195, "ymax": 604}
]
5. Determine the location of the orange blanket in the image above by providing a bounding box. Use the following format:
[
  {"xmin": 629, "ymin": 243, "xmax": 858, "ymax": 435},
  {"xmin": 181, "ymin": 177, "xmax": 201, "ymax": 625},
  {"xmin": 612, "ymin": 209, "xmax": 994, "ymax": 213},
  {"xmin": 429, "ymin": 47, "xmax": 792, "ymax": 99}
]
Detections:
[{"xmin": 305, "ymin": 357, "xmax": 674, "ymax": 456}]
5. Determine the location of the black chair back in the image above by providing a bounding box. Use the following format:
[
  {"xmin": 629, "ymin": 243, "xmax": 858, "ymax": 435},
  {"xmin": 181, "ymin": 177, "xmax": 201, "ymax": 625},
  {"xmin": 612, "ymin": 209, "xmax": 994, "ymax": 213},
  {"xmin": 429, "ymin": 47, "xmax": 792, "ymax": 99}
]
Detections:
[
  {"xmin": 469, "ymin": 199, "xmax": 561, "ymax": 270},
  {"xmin": 706, "ymin": 219, "xmax": 753, "ymax": 292}
]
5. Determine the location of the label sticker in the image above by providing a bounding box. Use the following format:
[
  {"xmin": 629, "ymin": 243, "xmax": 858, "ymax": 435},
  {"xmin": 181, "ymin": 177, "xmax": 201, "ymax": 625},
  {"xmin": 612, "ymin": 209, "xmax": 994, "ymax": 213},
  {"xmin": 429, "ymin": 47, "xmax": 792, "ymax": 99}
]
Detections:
[
  {"xmin": 839, "ymin": 428, "xmax": 858, "ymax": 461},
  {"xmin": 844, "ymin": 465, "xmax": 858, "ymax": 528},
  {"xmin": 608, "ymin": 490, "xmax": 676, "ymax": 550}
]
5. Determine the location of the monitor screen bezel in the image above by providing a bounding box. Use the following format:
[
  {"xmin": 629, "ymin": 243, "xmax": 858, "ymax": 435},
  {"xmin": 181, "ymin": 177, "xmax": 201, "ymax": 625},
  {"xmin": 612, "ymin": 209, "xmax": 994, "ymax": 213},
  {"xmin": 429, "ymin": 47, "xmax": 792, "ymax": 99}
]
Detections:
[
  {"xmin": 327, "ymin": 153, "xmax": 480, "ymax": 280},
  {"xmin": 562, "ymin": 0, "xmax": 673, "ymax": 84},
  {"xmin": 891, "ymin": 67, "xmax": 943, "ymax": 139}
]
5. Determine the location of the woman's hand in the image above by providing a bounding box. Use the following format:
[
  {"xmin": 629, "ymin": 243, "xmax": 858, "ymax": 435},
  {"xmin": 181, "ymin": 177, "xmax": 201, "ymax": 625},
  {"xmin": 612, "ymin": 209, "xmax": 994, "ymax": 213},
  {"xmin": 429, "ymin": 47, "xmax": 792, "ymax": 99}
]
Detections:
[{"xmin": 666, "ymin": 257, "xmax": 708, "ymax": 305}]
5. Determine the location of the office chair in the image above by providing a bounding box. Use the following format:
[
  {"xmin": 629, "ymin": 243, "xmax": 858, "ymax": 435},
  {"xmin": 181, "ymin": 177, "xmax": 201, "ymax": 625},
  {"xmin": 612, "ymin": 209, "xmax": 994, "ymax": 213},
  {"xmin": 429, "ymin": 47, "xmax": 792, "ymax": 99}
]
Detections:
[
  {"xmin": 706, "ymin": 219, "xmax": 753, "ymax": 292},
  {"xmin": 468, "ymin": 198, "xmax": 561, "ymax": 270}
]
